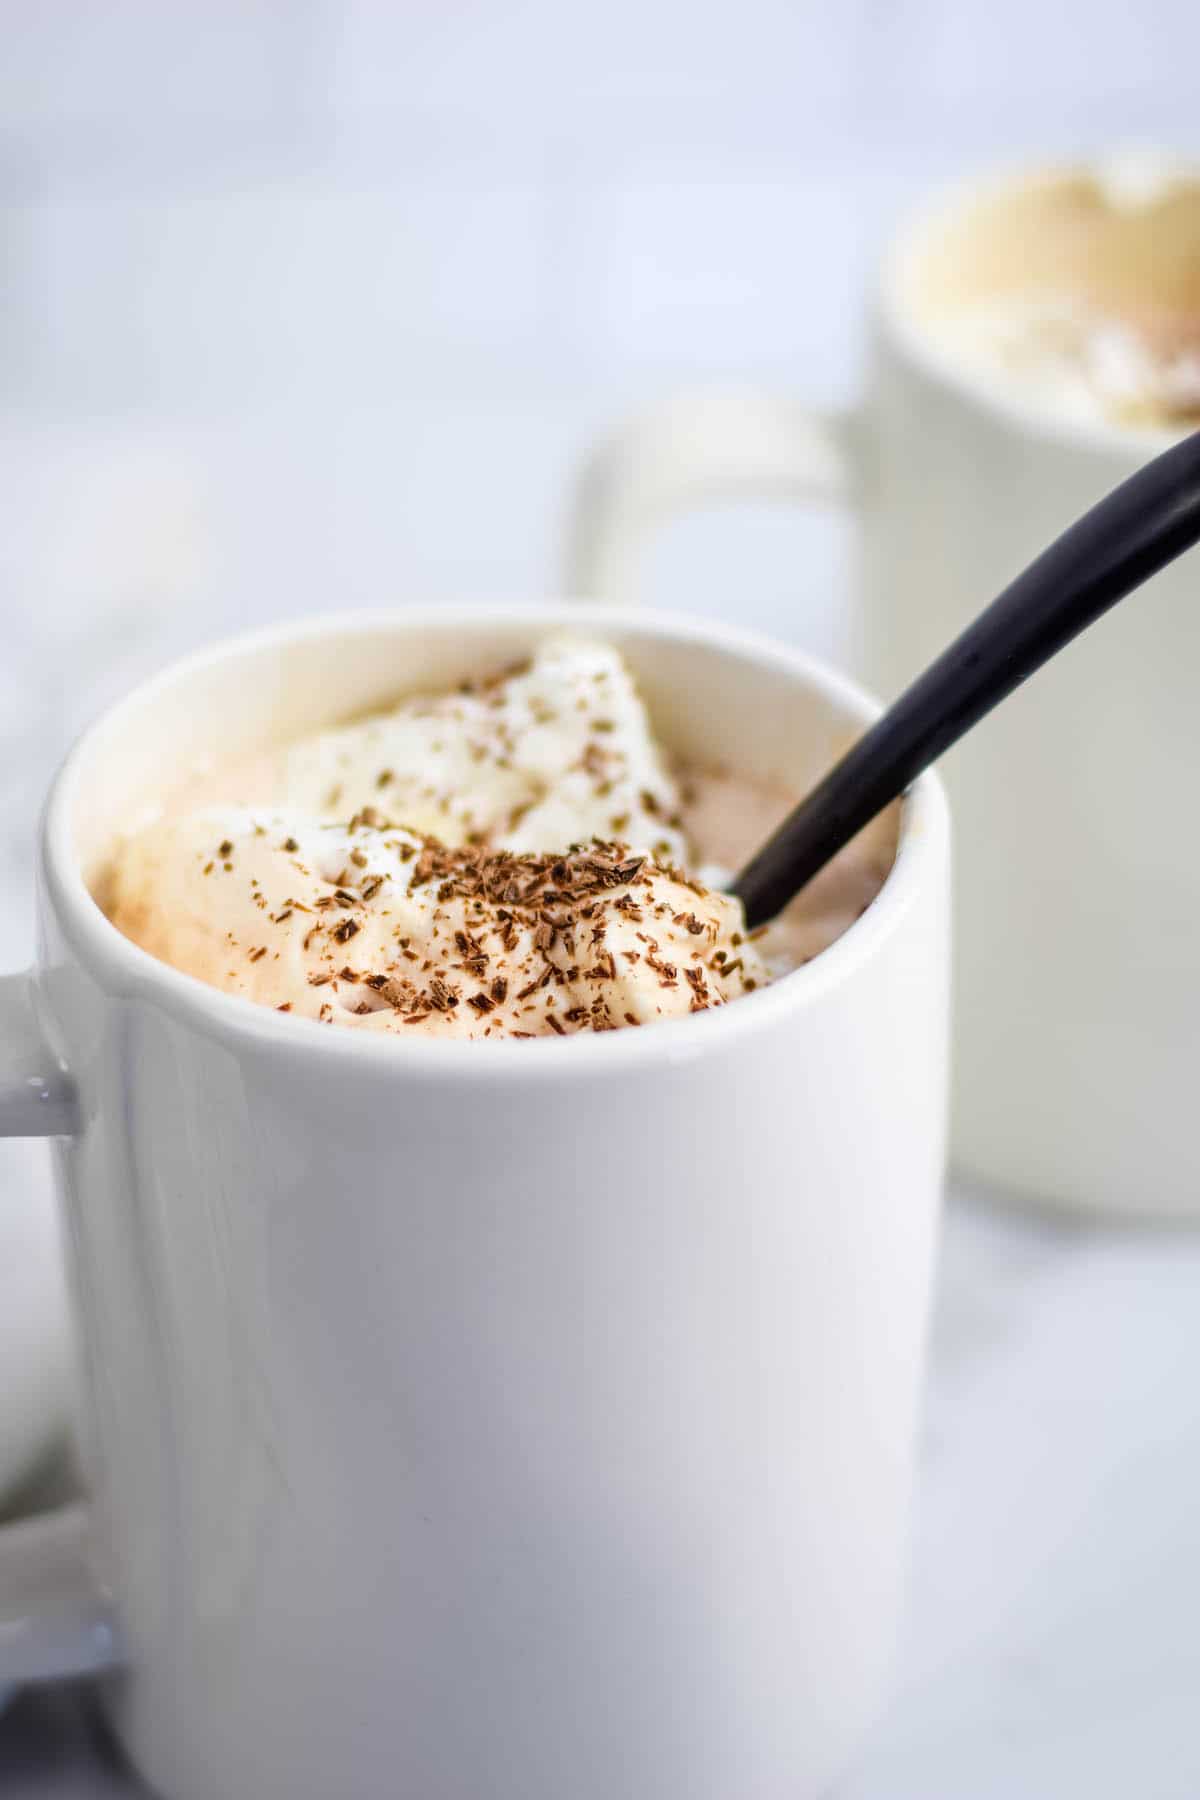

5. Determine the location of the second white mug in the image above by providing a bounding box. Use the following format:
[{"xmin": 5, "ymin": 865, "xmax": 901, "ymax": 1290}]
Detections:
[{"xmin": 567, "ymin": 161, "xmax": 1200, "ymax": 1220}]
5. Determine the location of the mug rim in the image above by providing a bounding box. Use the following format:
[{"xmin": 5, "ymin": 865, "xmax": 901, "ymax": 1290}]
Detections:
[
  {"xmin": 40, "ymin": 603, "xmax": 948, "ymax": 1077},
  {"xmin": 875, "ymin": 152, "xmax": 1197, "ymax": 461}
]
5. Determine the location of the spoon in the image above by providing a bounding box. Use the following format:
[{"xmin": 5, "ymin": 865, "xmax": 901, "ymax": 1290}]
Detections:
[{"xmin": 732, "ymin": 427, "xmax": 1200, "ymax": 930}]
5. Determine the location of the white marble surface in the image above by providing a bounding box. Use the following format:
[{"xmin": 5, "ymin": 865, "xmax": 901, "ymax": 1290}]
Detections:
[
  {"xmin": 4, "ymin": 1184, "xmax": 1200, "ymax": 1796},
  {"xmin": 853, "ymin": 1190, "xmax": 1200, "ymax": 1799}
]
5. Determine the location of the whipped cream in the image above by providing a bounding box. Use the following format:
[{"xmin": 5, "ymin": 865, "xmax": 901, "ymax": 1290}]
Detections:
[
  {"xmin": 104, "ymin": 636, "xmax": 792, "ymax": 1037},
  {"xmin": 940, "ymin": 298, "xmax": 1200, "ymax": 431},
  {"xmin": 1094, "ymin": 148, "xmax": 1193, "ymax": 214},
  {"xmin": 106, "ymin": 808, "xmax": 770, "ymax": 1037},
  {"xmin": 265, "ymin": 636, "xmax": 689, "ymax": 865}
]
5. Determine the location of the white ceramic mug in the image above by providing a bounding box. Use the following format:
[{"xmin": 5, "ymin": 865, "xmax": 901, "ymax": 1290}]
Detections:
[
  {"xmin": 567, "ymin": 163, "xmax": 1200, "ymax": 1219},
  {"xmin": 0, "ymin": 605, "xmax": 948, "ymax": 1799}
]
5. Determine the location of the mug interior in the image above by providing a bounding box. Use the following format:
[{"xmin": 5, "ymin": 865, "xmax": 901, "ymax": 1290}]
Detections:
[
  {"xmin": 70, "ymin": 607, "xmax": 893, "ymax": 891},
  {"xmin": 897, "ymin": 161, "xmax": 1200, "ymax": 326},
  {"xmin": 882, "ymin": 156, "xmax": 1200, "ymax": 445},
  {"xmin": 47, "ymin": 605, "xmax": 937, "ymax": 1052}
]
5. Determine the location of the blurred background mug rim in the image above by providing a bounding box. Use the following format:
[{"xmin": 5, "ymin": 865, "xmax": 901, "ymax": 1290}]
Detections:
[{"xmin": 875, "ymin": 152, "xmax": 1200, "ymax": 460}]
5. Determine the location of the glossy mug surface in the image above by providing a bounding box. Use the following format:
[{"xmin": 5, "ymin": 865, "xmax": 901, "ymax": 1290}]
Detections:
[
  {"xmin": 568, "ymin": 160, "xmax": 1200, "ymax": 1218},
  {"xmin": 0, "ymin": 607, "xmax": 949, "ymax": 1800}
]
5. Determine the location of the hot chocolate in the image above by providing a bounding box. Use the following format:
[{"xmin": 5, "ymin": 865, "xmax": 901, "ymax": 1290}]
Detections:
[{"xmin": 103, "ymin": 637, "xmax": 895, "ymax": 1037}]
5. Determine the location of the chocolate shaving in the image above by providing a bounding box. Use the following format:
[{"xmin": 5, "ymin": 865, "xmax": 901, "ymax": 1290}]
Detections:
[
  {"xmin": 684, "ymin": 967, "xmax": 709, "ymax": 1005},
  {"xmin": 348, "ymin": 806, "xmax": 389, "ymax": 832}
]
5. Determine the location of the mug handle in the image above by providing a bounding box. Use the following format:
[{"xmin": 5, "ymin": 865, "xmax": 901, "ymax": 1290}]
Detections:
[
  {"xmin": 564, "ymin": 383, "xmax": 862, "ymax": 601},
  {"xmin": 0, "ymin": 971, "xmax": 120, "ymax": 1686}
]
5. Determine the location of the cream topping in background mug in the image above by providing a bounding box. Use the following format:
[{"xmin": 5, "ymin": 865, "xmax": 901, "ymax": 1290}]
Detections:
[
  {"xmin": 567, "ymin": 155, "xmax": 1200, "ymax": 1220},
  {"xmin": 0, "ymin": 606, "xmax": 949, "ymax": 1800},
  {"xmin": 916, "ymin": 154, "xmax": 1200, "ymax": 433}
]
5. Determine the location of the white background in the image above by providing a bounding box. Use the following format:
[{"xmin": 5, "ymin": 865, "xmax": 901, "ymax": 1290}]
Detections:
[
  {"xmin": 3, "ymin": 0, "xmax": 1199, "ymax": 942},
  {"xmin": 2, "ymin": 5, "xmax": 1200, "ymax": 1794},
  {"xmin": 4, "ymin": 1, "xmax": 1200, "ymax": 689}
]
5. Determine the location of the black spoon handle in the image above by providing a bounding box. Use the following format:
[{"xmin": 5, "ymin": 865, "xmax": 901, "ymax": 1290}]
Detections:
[{"xmin": 733, "ymin": 427, "xmax": 1200, "ymax": 931}]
